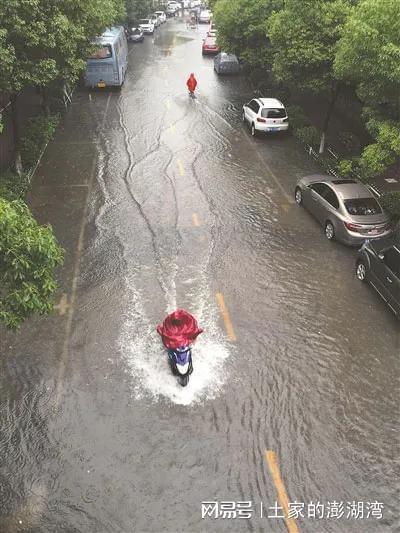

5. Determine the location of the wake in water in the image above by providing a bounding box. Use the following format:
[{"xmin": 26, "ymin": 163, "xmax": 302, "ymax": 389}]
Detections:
[{"xmin": 120, "ymin": 281, "xmax": 231, "ymax": 406}]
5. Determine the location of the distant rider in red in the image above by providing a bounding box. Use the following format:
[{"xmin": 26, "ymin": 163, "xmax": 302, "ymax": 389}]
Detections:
[{"xmin": 186, "ymin": 73, "xmax": 197, "ymax": 95}]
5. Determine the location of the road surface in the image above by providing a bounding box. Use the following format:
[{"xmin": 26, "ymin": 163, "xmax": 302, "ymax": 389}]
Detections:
[{"xmin": 0, "ymin": 14, "xmax": 399, "ymax": 533}]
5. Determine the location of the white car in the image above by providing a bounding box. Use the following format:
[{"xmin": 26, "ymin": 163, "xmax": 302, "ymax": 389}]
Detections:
[
  {"xmin": 168, "ymin": 1, "xmax": 181, "ymax": 10},
  {"xmin": 199, "ymin": 10, "xmax": 212, "ymax": 23},
  {"xmin": 148, "ymin": 14, "xmax": 160, "ymax": 27},
  {"xmin": 166, "ymin": 3, "xmax": 179, "ymax": 16},
  {"xmin": 242, "ymin": 97, "xmax": 289, "ymax": 136},
  {"xmin": 154, "ymin": 11, "xmax": 167, "ymax": 23},
  {"xmin": 139, "ymin": 19, "xmax": 155, "ymax": 34}
]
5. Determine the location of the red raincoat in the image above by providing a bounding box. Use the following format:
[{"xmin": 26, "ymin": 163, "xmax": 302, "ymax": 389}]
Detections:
[
  {"xmin": 186, "ymin": 73, "xmax": 197, "ymax": 93},
  {"xmin": 157, "ymin": 309, "xmax": 203, "ymax": 349}
]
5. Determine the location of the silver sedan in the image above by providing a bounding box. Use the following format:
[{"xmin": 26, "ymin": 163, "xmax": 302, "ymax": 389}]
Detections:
[{"xmin": 295, "ymin": 174, "xmax": 392, "ymax": 246}]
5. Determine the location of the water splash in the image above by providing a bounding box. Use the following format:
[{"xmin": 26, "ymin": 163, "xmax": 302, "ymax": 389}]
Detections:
[{"xmin": 120, "ymin": 277, "xmax": 230, "ymax": 406}]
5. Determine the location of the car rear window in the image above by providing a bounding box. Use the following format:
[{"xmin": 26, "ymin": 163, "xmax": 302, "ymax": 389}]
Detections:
[
  {"xmin": 261, "ymin": 108, "xmax": 286, "ymax": 119},
  {"xmin": 344, "ymin": 198, "xmax": 382, "ymax": 215}
]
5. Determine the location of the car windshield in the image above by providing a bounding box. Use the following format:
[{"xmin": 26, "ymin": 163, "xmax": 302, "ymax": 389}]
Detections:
[
  {"xmin": 88, "ymin": 45, "xmax": 112, "ymax": 59},
  {"xmin": 132, "ymin": 29, "xmax": 140, "ymax": 34},
  {"xmin": 140, "ymin": 19, "xmax": 150, "ymax": 24},
  {"xmin": 344, "ymin": 198, "xmax": 382, "ymax": 215},
  {"xmin": 261, "ymin": 108, "xmax": 286, "ymax": 118}
]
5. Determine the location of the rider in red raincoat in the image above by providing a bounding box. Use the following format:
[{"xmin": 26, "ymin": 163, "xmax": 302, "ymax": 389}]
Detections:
[
  {"xmin": 157, "ymin": 309, "xmax": 203, "ymax": 350},
  {"xmin": 186, "ymin": 73, "xmax": 197, "ymax": 95}
]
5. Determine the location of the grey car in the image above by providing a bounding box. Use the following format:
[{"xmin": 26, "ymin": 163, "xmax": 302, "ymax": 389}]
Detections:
[
  {"xmin": 356, "ymin": 237, "xmax": 400, "ymax": 318},
  {"xmin": 214, "ymin": 53, "xmax": 240, "ymax": 75},
  {"xmin": 295, "ymin": 174, "xmax": 392, "ymax": 246}
]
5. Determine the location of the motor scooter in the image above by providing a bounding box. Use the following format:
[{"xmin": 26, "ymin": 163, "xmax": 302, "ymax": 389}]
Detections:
[
  {"xmin": 157, "ymin": 309, "xmax": 203, "ymax": 387},
  {"xmin": 168, "ymin": 346, "xmax": 193, "ymax": 387}
]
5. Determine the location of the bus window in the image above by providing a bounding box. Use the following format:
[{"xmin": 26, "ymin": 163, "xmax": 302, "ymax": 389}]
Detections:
[{"xmin": 89, "ymin": 45, "xmax": 112, "ymax": 59}]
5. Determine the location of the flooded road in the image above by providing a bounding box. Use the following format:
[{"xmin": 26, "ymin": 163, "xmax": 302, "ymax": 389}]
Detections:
[{"xmin": 0, "ymin": 15, "xmax": 399, "ymax": 533}]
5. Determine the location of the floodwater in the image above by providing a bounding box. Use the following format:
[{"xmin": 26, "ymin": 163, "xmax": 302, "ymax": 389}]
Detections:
[{"xmin": 0, "ymin": 15, "xmax": 399, "ymax": 533}]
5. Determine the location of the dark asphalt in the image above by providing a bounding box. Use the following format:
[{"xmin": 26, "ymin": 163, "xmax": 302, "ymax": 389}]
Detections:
[{"xmin": 0, "ymin": 14, "xmax": 399, "ymax": 533}]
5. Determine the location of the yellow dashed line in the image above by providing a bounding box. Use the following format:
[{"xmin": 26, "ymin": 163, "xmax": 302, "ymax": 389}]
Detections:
[
  {"xmin": 265, "ymin": 451, "xmax": 300, "ymax": 533},
  {"xmin": 54, "ymin": 293, "xmax": 69, "ymax": 316},
  {"xmin": 216, "ymin": 292, "xmax": 236, "ymax": 341},
  {"xmin": 192, "ymin": 213, "xmax": 200, "ymax": 226},
  {"xmin": 166, "ymin": 100, "xmax": 171, "ymax": 109},
  {"xmin": 177, "ymin": 159, "xmax": 185, "ymax": 176}
]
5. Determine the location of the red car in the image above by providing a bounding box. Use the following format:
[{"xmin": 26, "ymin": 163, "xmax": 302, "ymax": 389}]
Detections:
[{"xmin": 202, "ymin": 36, "xmax": 219, "ymax": 55}]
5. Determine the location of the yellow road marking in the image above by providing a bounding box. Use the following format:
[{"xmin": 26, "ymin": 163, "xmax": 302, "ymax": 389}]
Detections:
[
  {"xmin": 216, "ymin": 293, "xmax": 236, "ymax": 341},
  {"xmin": 281, "ymin": 203, "xmax": 291, "ymax": 213},
  {"xmin": 192, "ymin": 213, "xmax": 200, "ymax": 226},
  {"xmin": 55, "ymin": 92, "xmax": 112, "ymax": 407},
  {"xmin": 169, "ymin": 123, "xmax": 176, "ymax": 134},
  {"xmin": 54, "ymin": 293, "xmax": 69, "ymax": 316},
  {"xmin": 177, "ymin": 159, "xmax": 185, "ymax": 176},
  {"xmin": 166, "ymin": 99, "xmax": 171, "ymax": 109},
  {"xmin": 265, "ymin": 451, "xmax": 300, "ymax": 533}
]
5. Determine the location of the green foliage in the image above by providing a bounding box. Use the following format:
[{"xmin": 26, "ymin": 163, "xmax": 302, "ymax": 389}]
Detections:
[
  {"xmin": 379, "ymin": 192, "xmax": 400, "ymax": 220},
  {"xmin": 213, "ymin": 0, "xmax": 283, "ymax": 69},
  {"xmin": 337, "ymin": 158, "xmax": 356, "ymax": 177},
  {"xmin": 126, "ymin": 0, "xmax": 152, "ymax": 22},
  {"xmin": 335, "ymin": 0, "xmax": 400, "ymax": 178},
  {"xmin": 20, "ymin": 113, "xmax": 60, "ymax": 171},
  {"xmin": 359, "ymin": 143, "xmax": 396, "ymax": 181},
  {"xmin": 338, "ymin": 131, "xmax": 359, "ymax": 154},
  {"xmin": 0, "ymin": 198, "xmax": 64, "ymax": 329},
  {"xmin": 0, "ymin": 0, "xmax": 126, "ymax": 95},
  {"xmin": 269, "ymin": 0, "xmax": 352, "ymax": 95},
  {"xmin": 0, "ymin": 171, "xmax": 30, "ymax": 202},
  {"xmin": 285, "ymin": 105, "xmax": 310, "ymax": 130},
  {"xmin": 294, "ymin": 125, "xmax": 320, "ymax": 147},
  {"xmin": 334, "ymin": 0, "xmax": 400, "ymax": 109}
]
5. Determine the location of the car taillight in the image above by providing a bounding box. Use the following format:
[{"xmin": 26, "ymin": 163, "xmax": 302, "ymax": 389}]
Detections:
[
  {"xmin": 344, "ymin": 222, "xmax": 363, "ymax": 232},
  {"xmin": 257, "ymin": 117, "xmax": 266, "ymax": 123},
  {"xmin": 283, "ymin": 117, "xmax": 288, "ymax": 122}
]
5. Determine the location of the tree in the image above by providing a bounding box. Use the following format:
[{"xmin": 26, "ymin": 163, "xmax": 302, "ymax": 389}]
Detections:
[
  {"xmin": 0, "ymin": 0, "xmax": 125, "ymax": 171},
  {"xmin": 126, "ymin": 0, "xmax": 152, "ymax": 23},
  {"xmin": 334, "ymin": 0, "xmax": 400, "ymax": 180},
  {"xmin": 213, "ymin": 0, "xmax": 283, "ymax": 70},
  {"xmin": 269, "ymin": 0, "xmax": 353, "ymax": 153},
  {"xmin": 0, "ymin": 198, "xmax": 64, "ymax": 329}
]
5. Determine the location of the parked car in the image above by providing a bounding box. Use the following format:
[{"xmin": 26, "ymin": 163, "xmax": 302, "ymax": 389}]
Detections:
[
  {"xmin": 127, "ymin": 27, "xmax": 144, "ymax": 42},
  {"xmin": 148, "ymin": 14, "xmax": 160, "ymax": 27},
  {"xmin": 207, "ymin": 22, "xmax": 217, "ymax": 37},
  {"xmin": 166, "ymin": 5, "xmax": 178, "ymax": 16},
  {"xmin": 294, "ymin": 175, "xmax": 393, "ymax": 245},
  {"xmin": 242, "ymin": 97, "xmax": 289, "ymax": 136},
  {"xmin": 202, "ymin": 35, "xmax": 219, "ymax": 55},
  {"xmin": 356, "ymin": 237, "xmax": 400, "ymax": 318},
  {"xmin": 154, "ymin": 11, "xmax": 167, "ymax": 23},
  {"xmin": 199, "ymin": 10, "xmax": 212, "ymax": 23},
  {"xmin": 139, "ymin": 19, "xmax": 155, "ymax": 34},
  {"xmin": 214, "ymin": 53, "xmax": 240, "ymax": 74}
]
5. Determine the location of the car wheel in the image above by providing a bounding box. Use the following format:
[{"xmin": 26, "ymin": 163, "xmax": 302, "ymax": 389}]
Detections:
[
  {"xmin": 325, "ymin": 221, "xmax": 335, "ymax": 240},
  {"xmin": 242, "ymin": 111, "xmax": 246, "ymax": 123},
  {"xmin": 356, "ymin": 260, "xmax": 368, "ymax": 282},
  {"xmin": 295, "ymin": 187, "xmax": 303, "ymax": 206},
  {"xmin": 251, "ymin": 123, "xmax": 256, "ymax": 137}
]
